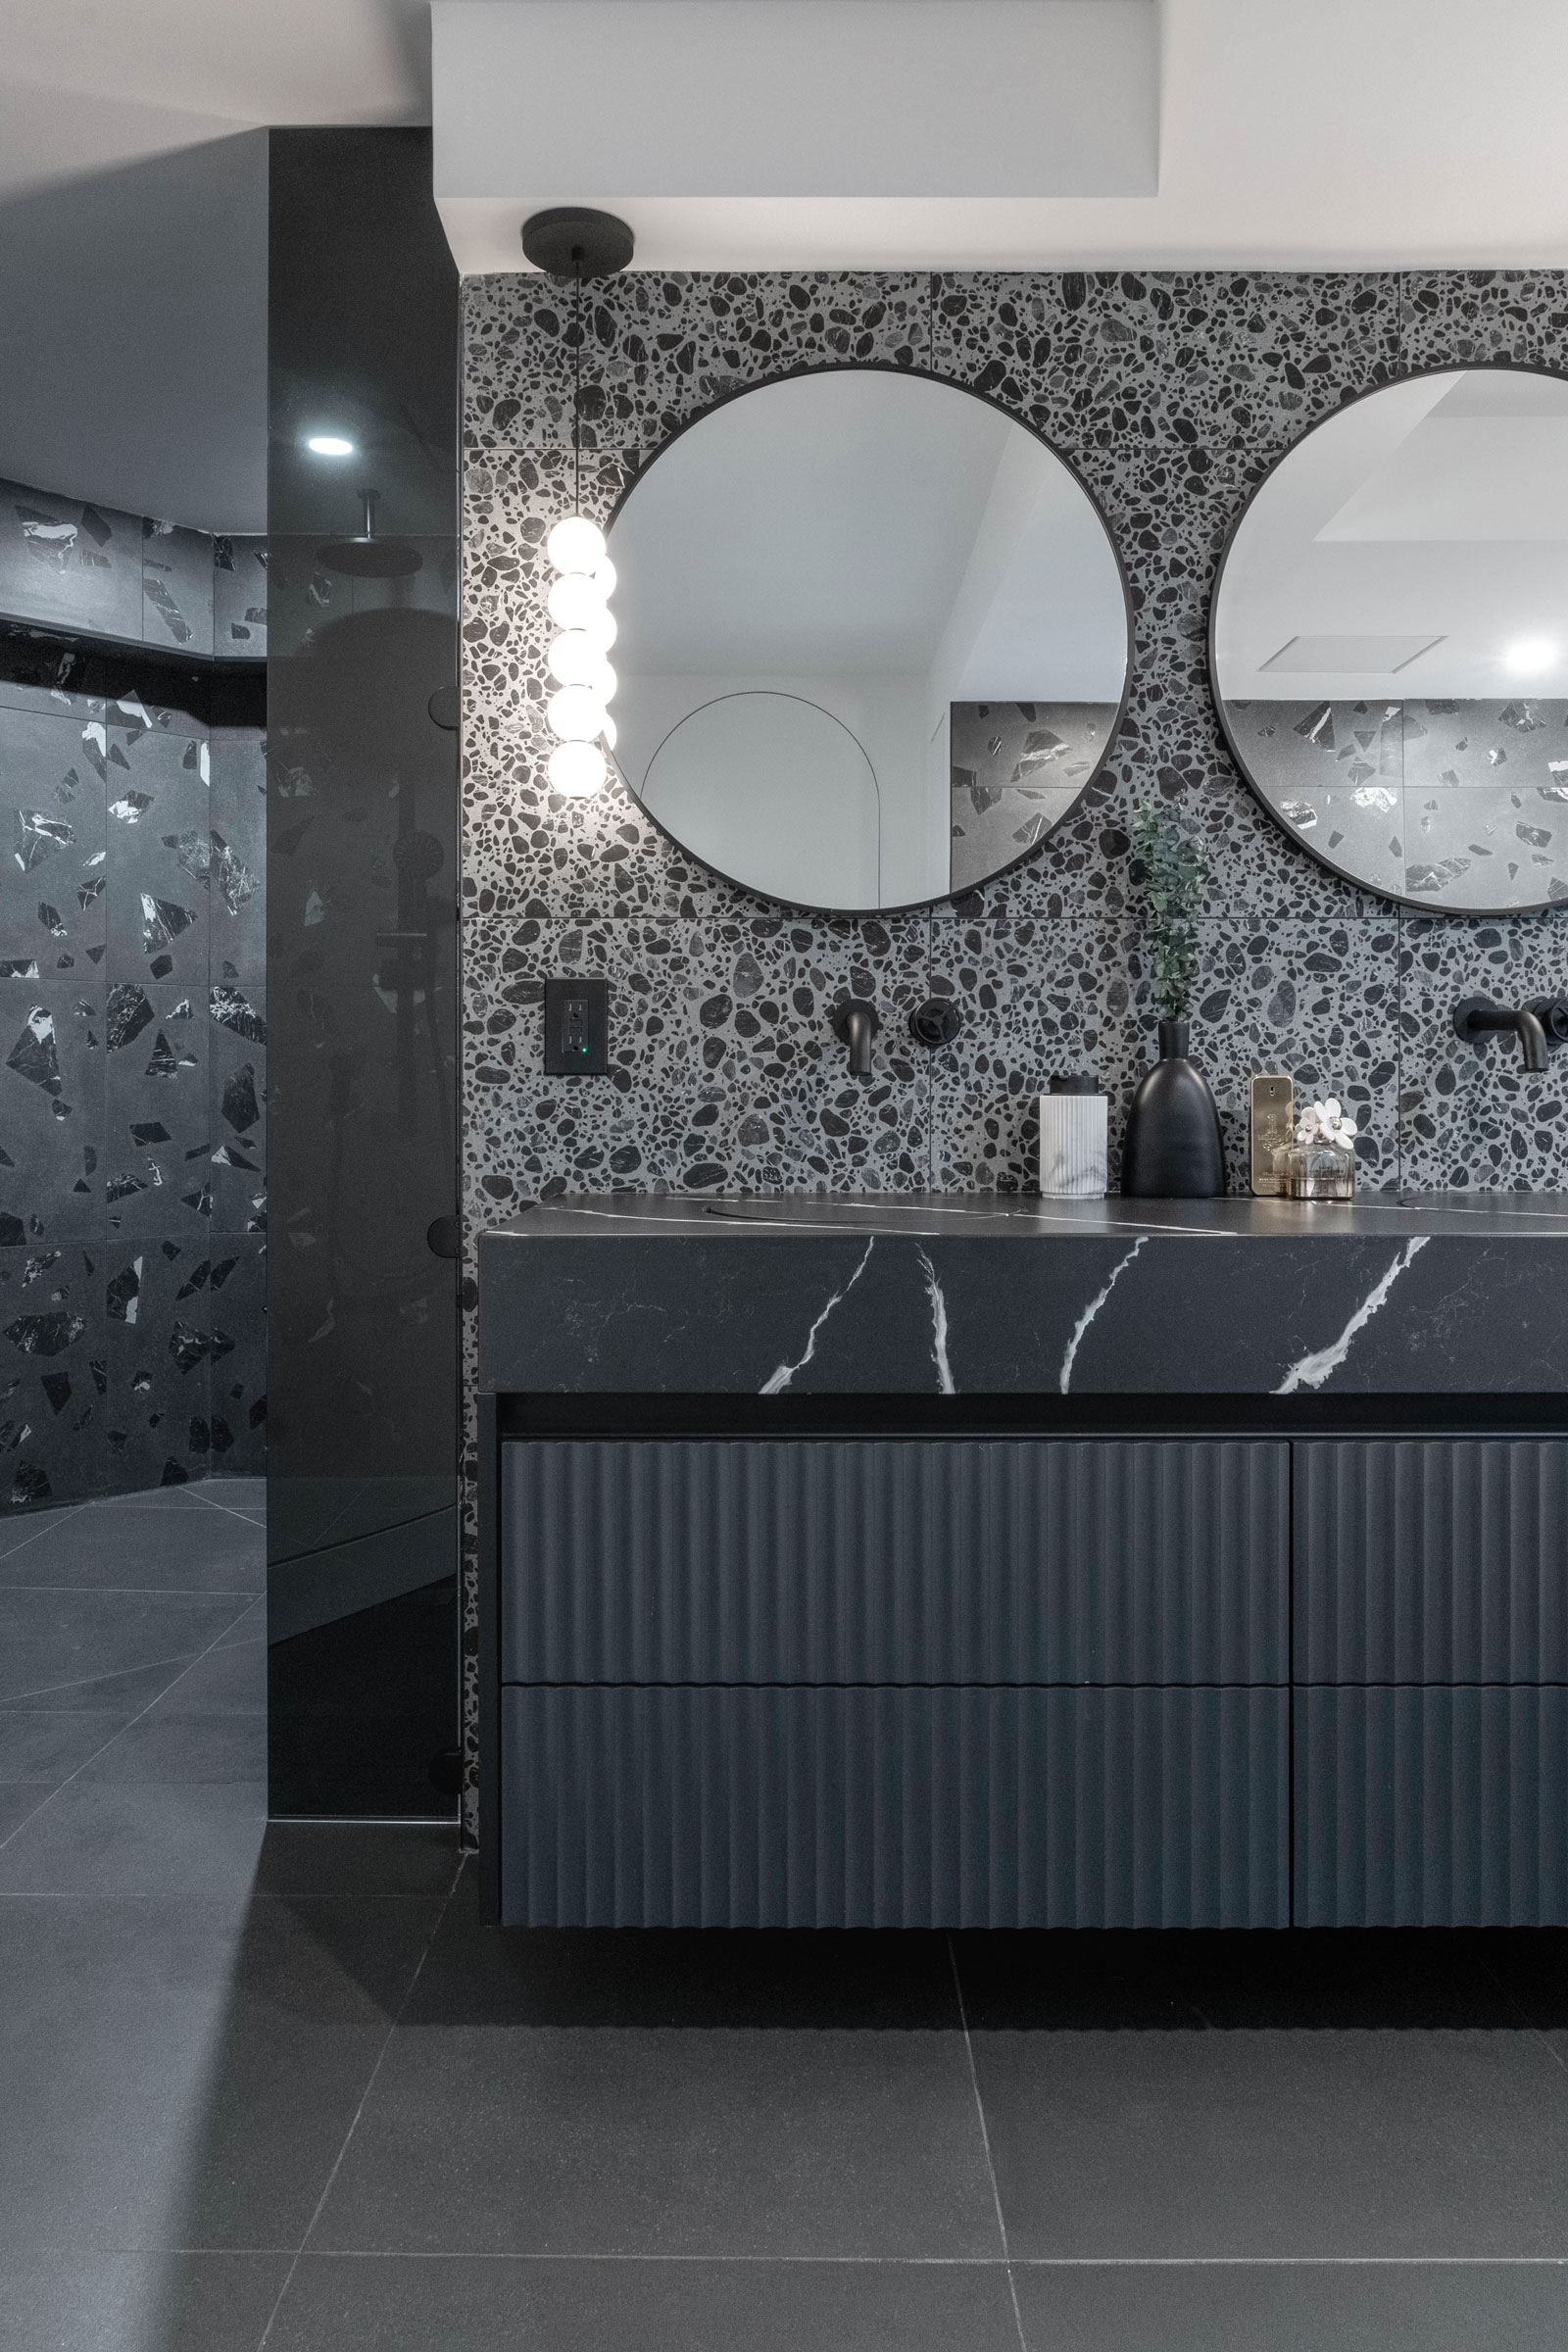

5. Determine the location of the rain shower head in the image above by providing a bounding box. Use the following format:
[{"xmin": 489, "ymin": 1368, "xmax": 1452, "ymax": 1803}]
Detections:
[{"xmin": 317, "ymin": 487, "xmax": 423, "ymax": 579}]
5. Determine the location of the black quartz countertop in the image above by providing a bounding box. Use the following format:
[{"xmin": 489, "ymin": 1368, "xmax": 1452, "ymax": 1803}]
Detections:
[
  {"xmin": 484, "ymin": 1191, "xmax": 1568, "ymax": 1242},
  {"xmin": 477, "ymin": 1191, "xmax": 1568, "ymax": 1403}
]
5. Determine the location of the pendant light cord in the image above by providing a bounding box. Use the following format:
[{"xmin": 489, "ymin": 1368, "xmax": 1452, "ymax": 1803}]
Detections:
[{"xmin": 572, "ymin": 253, "xmax": 583, "ymax": 517}]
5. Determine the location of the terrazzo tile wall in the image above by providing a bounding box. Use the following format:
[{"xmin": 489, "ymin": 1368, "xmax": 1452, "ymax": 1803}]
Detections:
[
  {"xmin": 0, "ymin": 492, "xmax": 268, "ymax": 1510},
  {"xmin": 456, "ymin": 269, "xmax": 1568, "ymax": 1828}
]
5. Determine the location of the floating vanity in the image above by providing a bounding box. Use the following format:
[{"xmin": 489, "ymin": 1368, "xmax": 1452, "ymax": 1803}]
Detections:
[{"xmin": 478, "ymin": 1194, "xmax": 1568, "ymax": 1933}]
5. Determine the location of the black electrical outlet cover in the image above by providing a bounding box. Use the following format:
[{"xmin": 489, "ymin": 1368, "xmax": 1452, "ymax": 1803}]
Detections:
[{"xmin": 543, "ymin": 975, "xmax": 610, "ymax": 1075}]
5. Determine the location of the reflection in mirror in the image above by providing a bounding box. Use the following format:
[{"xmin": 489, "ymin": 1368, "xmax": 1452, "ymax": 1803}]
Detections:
[
  {"xmin": 608, "ymin": 369, "xmax": 1129, "ymax": 911},
  {"xmin": 1212, "ymin": 367, "xmax": 1568, "ymax": 911}
]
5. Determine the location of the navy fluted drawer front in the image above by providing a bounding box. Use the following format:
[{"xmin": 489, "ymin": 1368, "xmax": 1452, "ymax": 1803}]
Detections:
[
  {"xmin": 499, "ymin": 1438, "xmax": 1288, "ymax": 1686},
  {"xmin": 499, "ymin": 1683, "xmax": 1289, "ymax": 1929},
  {"xmin": 1296, "ymin": 1440, "xmax": 1568, "ymax": 1684},
  {"xmin": 1296, "ymin": 1685, "xmax": 1568, "ymax": 1927}
]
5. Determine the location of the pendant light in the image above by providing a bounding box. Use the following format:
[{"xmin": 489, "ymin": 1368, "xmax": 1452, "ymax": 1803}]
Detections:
[{"xmin": 521, "ymin": 209, "xmax": 635, "ymax": 801}]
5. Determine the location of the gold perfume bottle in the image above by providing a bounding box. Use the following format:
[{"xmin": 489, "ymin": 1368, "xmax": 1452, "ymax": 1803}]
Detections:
[{"xmin": 1250, "ymin": 1074, "xmax": 1294, "ymax": 1197}]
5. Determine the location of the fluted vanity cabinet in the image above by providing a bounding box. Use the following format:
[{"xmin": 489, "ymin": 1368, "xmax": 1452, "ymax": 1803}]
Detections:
[
  {"xmin": 479, "ymin": 1195, "xmax": 1568, "ymax": 1932},
  {"xmin": 497, "ymin": 1437, "xmax": 1291, "ymax": 1928},
  {"xmin": 1295, "ymin": 1441, "xmax": 1568, "ymax": 1926}
]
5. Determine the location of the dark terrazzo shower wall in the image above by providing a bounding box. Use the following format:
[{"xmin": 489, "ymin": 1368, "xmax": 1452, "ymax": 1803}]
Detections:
[
  {"xmin": 456, "ymin": 268, "xmax": 1568, "ymax": 1830},
  {"xmin": 0, "ymin": 497, "xmax": 269, "ymax": 1510}
]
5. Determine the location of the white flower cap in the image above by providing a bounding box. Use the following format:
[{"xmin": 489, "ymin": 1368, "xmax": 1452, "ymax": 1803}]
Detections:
[{"xmin": 1295, "ymin": 1096, "xmax": 1359, "ymax": 1149}]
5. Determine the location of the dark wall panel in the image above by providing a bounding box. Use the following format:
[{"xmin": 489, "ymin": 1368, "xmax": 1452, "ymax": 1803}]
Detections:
[{"xmin": 267, "ymin": 129, "xmax": 460, "ymax": 1817}]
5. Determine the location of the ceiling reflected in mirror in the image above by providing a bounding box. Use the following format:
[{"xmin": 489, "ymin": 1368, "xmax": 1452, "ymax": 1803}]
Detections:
[
  {"xmin": 606, "ymin": 368, "xmax": 1131, "ymax": 913},
  {"xmin": 1212, "ymin": 366, "xmax": 1568, "ymax": 912}
]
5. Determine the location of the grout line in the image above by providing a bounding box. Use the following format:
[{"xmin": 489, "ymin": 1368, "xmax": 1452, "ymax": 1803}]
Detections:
[
  {"xmin": 167, "ymin": 2248, "xmax": 1568, "ymax": 2268},
  {"xmin": 4, "ymin": 2245, "xmax": 1566, "ymax": 2269},
  {"xmin": 0, "ymin": 1585, "xmax": 264, "ymax": 1599},
  {"xmin": 0, "ymin": 1643, "xmax": 251, "ymax": 1709},
  {"xmin": 1004, "ymin": 2257, "xmax": 1568, "ymax": 2268},
  {"xmin": 257, "ymin": 1855, "xmax": 467, "ymax": 2346},
  {"xmin": 0, "ymin": 1785, "xmax": 59, "ymax": 1843},
  {"xmin": 948, "ymin": 1935, "xmax": 1027, "ymax": 2352},
  {"xmin": 0, "ymin": 1502, "xmax": 90, "ymax": 1565},
  {"xmin": 0, "ymin": 1596, "xmax": 263, "ymax": 1855},
  {"xmin": 0, "ymin": 1887, "xmax": 440, "ymax": 1903},
  {"xmin": 183, "ymin": 1487, "xmax": 269, "ymax": 1530}
]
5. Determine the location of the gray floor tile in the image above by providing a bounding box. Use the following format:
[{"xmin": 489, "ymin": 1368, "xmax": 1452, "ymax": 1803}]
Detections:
[
  {"xmin": 0, "ymin": 1892, "xmax": 440, "ymax": 2253},
  {"xmin": 212, "ymin": 1595, "xmax": 265, "ymax": 1649},
  {"xmin": 78, "ymin": 1710, "xmax": 267, "ymax": 1785},
  {"xmin": 252, "ymin": 1821, "xmax": 462, "ymax": 1899},
  {"xmin": 0, "ymin": 1778, "xmax": 268, "ymax": 1896},
  {"xmin": 195, "ymin": 1478, "xmax": 266, "ymax": 1511},
  {"xmin": 0, "ymin": 1656, "xmax": 195, "ymax": 1718},
  {"xmin": 100, "ymin": 1489, "xmax": 220, "ymax": 1511},
  {"xmin": 0, "ymin": 1503, "xmax": 266, "ymax": 1593},
  {"xmin": 268, "ymin": 2254, "xmax": 1023, "ymax": 2351},
  {"xmin": 1014, "ymin": 2259, "xmax": 1568, "ymax": 2351},
  {"xmin": 312, "ymin": 1894, "xmax": 998, "ymax": 2258},
  {"xmin": 0, "ymin": 2246, "xmax": 289, "ymax": 2352},
  {"xmin": 971, "ymin": 2023, "xmax": 1568, "ymax": 2258},
  {"xmin": 147, "ymin": 1639, "xmax": 267, "ymax": 1717},
  {"xmin": 409, "ymin": 1878, "xmax": 963, "ymax": 2031},
  {"xmin": 0, "ymin": 1706, "xmax": 125, "ymax": 1780},
  {"xmin": 0, "ymin": 1500, "xmax": 90, "ymax": 1561},
  {"xmin": 0, "ymin": 1588, "xmax": 253, "ymax": 1707},
  {"xmin": 187, "ymin": 1498, "xmax": 267, "ymax": 1533},
  {"xmin": 0, "ymin": 1784, "xmax": 52, "ymax": 1841}
]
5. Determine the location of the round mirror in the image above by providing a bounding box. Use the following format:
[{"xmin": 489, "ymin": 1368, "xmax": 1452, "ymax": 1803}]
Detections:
[
  {"xmin": 1212, "ymin": 365, "xmax": 1568, "ymax": 913},
  {"xmin": 606, "ymin": 368, "xmax": 1131, "ymax": 912}
]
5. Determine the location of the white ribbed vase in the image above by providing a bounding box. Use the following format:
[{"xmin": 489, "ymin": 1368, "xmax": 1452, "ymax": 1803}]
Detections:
[{"xmin": 1038, "ymin": 1093, "xmax": 1108, "ymax": 1198}]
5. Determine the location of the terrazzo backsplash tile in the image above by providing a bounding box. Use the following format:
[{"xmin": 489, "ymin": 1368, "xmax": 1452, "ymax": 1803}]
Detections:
[
  {"xmin": 458, "ymin": 266, "xmax": 1568, "ymax": 1235},
  {"xmin": 446, "ymin": 268, "xmax": 1568, "ymax": 1835}
]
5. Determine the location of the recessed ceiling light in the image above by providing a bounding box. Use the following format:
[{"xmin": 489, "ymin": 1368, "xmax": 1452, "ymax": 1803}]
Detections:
[
  {"xmin": 1504, "ymin": 639, "xmax": 1557, "ymax": 675},
  {"xmin": 306, "ymin": 435, "xmax": 355, "ymax": 457}
]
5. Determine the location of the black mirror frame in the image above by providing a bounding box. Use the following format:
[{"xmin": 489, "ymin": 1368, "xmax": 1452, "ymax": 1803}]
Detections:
[{"xmin": 599, "ymin": 361, "xmax": 1136, "ymax": 920}]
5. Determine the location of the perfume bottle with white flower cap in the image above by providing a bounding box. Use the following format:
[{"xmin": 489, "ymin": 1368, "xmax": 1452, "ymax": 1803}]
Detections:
[{"xmin": 1275, "ymin": 1097, "xmax": 1359, "ymax": 1200}]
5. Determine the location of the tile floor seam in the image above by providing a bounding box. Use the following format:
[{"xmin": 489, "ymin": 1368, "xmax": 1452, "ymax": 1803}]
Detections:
[
  {"xmin": 272, "ymin": 2251, "xmax": 1031, "ymax": 2265},
  {"xmin": 256, "ymin": 1858, "xmax": 468, "ymax": 2348},
  {"xmin": 947, "ymin": 1933, "xmax": 1027, "ymax": 2352},
  {"xmin": 0, "ymin": 1588, "xmax": 265, "ymax": 1855},
  {"xmin": 105, "ymin": 2248, "xmax": 1568, "ymax": 2266},
  {"xmin": 0, "ymin": 1644, "xmax": 253, "ymax": 1710},
  {"xmin": 0, "ymin": 1887, "xmax": 443, "ymax": 1902},
  {"xmin": 0, "ymin": 1585, "xmax": 266, "ymax": 1598},
  {"xmin": 0, "ymin": 1785, "xmax": 58, "ymax": 1842},
  {"xmin": 1003, "ymin": 2256, "xmax": 1568, "ymax": 2267},
  {"xmin": 183, "ymin": 1488, "xmax": 268, "ymax": 1530},
  {"xmin": 0, "ymin": 1503, "xmax": 89, "ymax": 1564}
]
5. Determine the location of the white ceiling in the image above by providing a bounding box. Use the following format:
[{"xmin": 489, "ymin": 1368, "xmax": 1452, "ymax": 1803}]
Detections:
[
  {"xmin": 10, "ymin": 0, "xmax": 1568, "ymax": 526},
  {"xmin": 437, "ymin": 0, "xmax": 1568, "ymax": 273}
]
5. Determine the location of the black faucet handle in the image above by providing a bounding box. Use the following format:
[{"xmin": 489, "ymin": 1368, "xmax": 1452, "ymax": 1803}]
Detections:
[{"xmin": 1529, "ymin": 997, "xmax": 1568, "ymax": 1047}]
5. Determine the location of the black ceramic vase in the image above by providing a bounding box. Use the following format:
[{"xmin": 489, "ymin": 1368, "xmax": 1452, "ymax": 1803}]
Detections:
[{"xmin": 1120, "ymin": 1018, "xmax": 1224, "ymax": 1198}]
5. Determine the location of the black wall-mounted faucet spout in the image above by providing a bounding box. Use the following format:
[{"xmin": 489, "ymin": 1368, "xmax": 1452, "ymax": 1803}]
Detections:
[
  {"xmin": 831, "ymin": 999, "xmax": 880, "ymax": 1077},
  {"xmin": 1453, "ymin": 996, "xmax": 1551, "ymax": 1072}
]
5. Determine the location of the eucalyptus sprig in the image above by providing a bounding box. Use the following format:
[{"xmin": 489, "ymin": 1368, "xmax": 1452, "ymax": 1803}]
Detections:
[{"xmin": 1131, "ymin": 801, "xmax": 1206, "ymax": 1023}]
